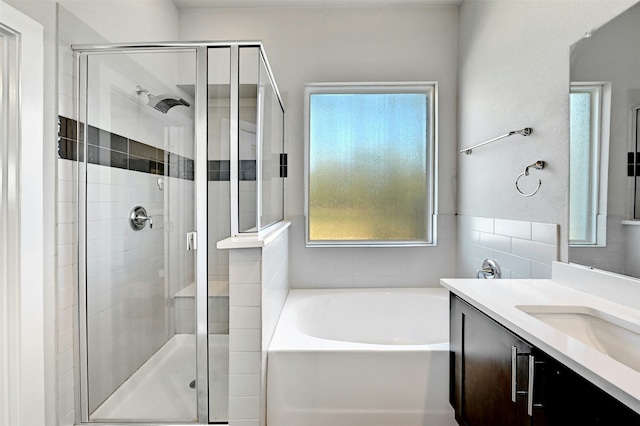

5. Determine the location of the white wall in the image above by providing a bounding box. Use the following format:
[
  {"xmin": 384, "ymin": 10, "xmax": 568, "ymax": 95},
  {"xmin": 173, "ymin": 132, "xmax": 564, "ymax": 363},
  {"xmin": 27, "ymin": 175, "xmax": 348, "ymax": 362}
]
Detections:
[
  {"xmin": 457, "ymin": 0, "xmax": 638, "ymax": 267},
  {"xmin": 59, "ymin": 0, "xmax": 179, "ymax": 88},
  {"xmin": 0, "ymin": 3, "xmax": 46, "ymax": 426},
  {"xmin": 59, "ymin": 0, "xmax": 178, "ymax": 42},
  {"xmin": 2, "ymin": 2, "xmax": 58, "ymax": 424},
  {"xmin": 179, "ymin": 5, "xmax": 459, "ymax": 288}
]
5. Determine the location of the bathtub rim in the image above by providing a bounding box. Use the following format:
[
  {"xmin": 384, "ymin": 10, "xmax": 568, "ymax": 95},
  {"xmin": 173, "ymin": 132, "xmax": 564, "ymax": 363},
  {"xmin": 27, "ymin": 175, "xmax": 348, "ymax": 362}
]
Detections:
[{"xmin": 269, "ymin": 287, "xmax": 451, "ymax": 352}]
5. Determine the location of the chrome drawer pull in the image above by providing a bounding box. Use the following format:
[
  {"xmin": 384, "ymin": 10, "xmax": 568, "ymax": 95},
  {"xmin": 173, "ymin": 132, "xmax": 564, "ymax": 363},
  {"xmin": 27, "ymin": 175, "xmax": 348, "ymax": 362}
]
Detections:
[
  {"xmin": 528, "ymin": 355, "xmax": 535, "ymax": 416},
  {"xmin": 511, "ymin": 346, "xmax": 517, "ymax": 402}
]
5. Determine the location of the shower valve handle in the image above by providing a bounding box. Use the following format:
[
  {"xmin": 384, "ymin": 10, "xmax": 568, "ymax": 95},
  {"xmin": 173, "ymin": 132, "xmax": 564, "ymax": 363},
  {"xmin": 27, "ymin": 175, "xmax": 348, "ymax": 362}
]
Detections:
[
  {"xmin": 137, "ymin": 214, "xmax": 153, "ymax": 229},
  {"xmin": 130, "ymin": 206, "xmax": 153, "ymax": 230}
]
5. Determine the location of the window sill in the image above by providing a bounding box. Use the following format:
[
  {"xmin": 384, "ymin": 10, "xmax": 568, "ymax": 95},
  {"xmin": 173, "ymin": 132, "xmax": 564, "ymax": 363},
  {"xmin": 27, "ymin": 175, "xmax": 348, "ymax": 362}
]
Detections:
[{"xmin": 305, "ymin": 241, "xmax": 437, "ymax": 248}]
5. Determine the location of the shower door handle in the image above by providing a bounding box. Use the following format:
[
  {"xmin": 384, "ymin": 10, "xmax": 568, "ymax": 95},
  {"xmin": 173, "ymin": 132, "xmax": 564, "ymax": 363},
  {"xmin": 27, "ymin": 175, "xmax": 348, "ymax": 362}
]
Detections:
[{"xmin": 186, "ymin": 232, "xmax": 197, "ymax": 250}]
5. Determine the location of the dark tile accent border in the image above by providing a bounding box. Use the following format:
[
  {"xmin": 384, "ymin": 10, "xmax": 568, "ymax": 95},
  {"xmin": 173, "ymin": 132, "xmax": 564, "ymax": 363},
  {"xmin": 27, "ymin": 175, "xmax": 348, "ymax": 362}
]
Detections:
[
  {"xmin": 209, "ymin": 160, "xmax": 230, "ymax": 181},
  {"xmin": 280, "ymin": 153, "xmax": 288, "ymax": 178},
  {"xmin": 58, "ymin": 137, "xmax": 84, "ymax": 162},
  {"xmin": 58, "ymin": 116, "xmax": 194, "ymax": 180},
  {"xmin": 87, "ymin": 145, "xmax": 128, "ymax": 170},
  {"xmin": 58, "ymin": 116, "xmax": 286, "ymax": 182},
  {"xmin": 58, "ymin": 116, "xmax": 84, "ymax": 161},
  {"xmin": 88, "ymin": 125, "xmax": 128, "ymax": 153},
  {"xmin": 167, "ymin": 152, "xmax": 194, "ymax": 181},
  {"xmin": 130, "ymin": 139, "xmax": 161, "ymax": 161},
  {"xmin": 239, "ymin": 159, "xmax": 256, "ymax": 181},
  {"xmin": 59, "ymin": 116, "xmax": 78, "ymax": 140}
]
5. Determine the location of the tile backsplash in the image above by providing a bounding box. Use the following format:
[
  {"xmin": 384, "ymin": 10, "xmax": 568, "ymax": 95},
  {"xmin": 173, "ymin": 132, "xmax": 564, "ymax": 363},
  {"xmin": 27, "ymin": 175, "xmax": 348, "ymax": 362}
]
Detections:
[{"xmin": 457, "ymin": 215, "xmax": 559, "ymax": 279}]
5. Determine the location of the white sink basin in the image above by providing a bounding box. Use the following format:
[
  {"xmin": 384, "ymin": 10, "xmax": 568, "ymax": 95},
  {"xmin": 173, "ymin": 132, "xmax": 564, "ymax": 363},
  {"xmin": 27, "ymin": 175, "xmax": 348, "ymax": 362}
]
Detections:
[{"xmin": 516, "ymin": 305, "xmax": 640, "ymax": 373}]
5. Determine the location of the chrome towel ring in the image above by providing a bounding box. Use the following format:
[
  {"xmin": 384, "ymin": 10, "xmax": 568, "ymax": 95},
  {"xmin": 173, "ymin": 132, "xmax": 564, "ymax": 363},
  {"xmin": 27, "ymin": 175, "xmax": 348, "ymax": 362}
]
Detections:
[{"xmin": 515, "ymin": 160, "xmax": 545, "ymax": 197}]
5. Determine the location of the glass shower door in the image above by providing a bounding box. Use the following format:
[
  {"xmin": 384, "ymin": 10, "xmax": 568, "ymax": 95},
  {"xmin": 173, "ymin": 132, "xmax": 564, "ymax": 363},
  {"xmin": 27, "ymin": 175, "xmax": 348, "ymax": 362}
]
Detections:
[{"xmin": 79, "ymin": 48, "xmax": 202, "ymax": 423}]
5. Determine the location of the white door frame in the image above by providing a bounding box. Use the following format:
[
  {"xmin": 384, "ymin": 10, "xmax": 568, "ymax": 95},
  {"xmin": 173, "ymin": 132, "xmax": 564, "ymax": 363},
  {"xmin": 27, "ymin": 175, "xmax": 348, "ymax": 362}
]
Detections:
[{"xmin": 0, "ymin": 2, "xmax": 45, "ymax": 425}]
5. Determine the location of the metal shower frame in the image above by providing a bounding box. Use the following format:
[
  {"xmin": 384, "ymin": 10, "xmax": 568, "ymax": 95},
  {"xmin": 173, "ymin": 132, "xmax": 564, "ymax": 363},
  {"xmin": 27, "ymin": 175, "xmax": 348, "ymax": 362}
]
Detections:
[{"xmin": 72, "ymin": 41, "xmax": 284, "ymax": 426}]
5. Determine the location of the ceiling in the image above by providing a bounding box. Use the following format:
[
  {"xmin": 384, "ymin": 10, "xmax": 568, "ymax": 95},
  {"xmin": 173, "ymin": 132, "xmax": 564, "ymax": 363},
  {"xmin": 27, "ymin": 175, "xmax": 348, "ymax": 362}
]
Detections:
[{"xmin": 173, "ymin": 0, "xmax": 462, "ymax": 9}]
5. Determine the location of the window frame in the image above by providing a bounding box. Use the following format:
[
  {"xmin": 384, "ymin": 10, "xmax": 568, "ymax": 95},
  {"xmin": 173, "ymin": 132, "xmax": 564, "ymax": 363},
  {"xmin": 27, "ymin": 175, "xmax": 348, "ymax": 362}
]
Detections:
[
  {"xmin": 569, "ymin": 82, "xmax": 610, "ymax": 247},
  {"xmin": 303, "ymin": 82, "xmax": 438, "ymax": 247}
]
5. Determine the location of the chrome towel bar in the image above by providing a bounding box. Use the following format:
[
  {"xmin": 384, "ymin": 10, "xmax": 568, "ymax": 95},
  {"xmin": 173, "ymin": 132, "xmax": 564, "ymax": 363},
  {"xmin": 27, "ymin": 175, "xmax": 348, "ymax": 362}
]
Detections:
[{"xmin": 460, "ymin": 127, "xmax": 532, "ymax": 155}]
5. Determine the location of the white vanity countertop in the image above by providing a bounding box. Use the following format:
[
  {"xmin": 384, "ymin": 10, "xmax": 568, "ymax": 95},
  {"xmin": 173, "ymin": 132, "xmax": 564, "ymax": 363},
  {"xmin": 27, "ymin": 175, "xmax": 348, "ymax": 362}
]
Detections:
[{"xmin": 440, "ymin": 278, "xmax": 640, "ymax": 414}]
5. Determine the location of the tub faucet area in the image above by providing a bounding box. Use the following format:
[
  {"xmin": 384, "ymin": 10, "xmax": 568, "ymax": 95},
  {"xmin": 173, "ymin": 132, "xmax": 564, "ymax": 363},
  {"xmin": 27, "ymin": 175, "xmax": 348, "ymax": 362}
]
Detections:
[{"xmin": 476, "ymin": 259, "xmax": 501, "ymax": 279}]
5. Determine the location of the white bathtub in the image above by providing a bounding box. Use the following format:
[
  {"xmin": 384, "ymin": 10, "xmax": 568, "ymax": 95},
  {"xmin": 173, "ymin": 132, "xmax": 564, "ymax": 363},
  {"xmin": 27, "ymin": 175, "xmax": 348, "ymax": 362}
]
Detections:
[{"xmin": 267, "ymin": 288, "xmax": 456, "ymax": 426}]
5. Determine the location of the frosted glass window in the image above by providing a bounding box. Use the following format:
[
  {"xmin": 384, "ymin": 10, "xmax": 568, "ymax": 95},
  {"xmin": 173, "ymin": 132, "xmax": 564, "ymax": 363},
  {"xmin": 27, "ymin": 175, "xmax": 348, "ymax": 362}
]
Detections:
[
  {"xmin": 570, "ymin": 91, "xmax": 593, "ymax": 243},
  {"xmin": 305, "ymin": 84, "xmax": 435, "ymax": 246},
  {"xmin": 569, "ymin": 83, "xmax": 609, "ymax": 247}
]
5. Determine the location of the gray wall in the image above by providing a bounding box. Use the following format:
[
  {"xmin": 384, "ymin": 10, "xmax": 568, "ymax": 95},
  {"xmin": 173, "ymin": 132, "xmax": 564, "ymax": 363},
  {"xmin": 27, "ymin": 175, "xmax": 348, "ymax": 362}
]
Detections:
[
  {"xmin": 456, "ymin": 0, "xmax": 638, "ymax": 267},
  {"xmin": 179, "ymin": 5, "xmax": 459, "ymax": 288}
]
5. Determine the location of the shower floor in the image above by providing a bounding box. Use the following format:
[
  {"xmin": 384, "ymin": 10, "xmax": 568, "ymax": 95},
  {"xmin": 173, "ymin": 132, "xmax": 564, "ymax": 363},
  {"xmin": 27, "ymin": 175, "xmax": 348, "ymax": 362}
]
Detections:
[{"xmin": 91, "ymin": 334, "xmax": 229, "ymax": 422}]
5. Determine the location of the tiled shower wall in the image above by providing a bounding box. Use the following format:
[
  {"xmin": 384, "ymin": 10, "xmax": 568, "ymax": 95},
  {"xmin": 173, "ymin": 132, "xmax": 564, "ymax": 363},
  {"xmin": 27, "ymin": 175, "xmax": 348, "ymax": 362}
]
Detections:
[
  {"xmin": 457, "ymin": 215, "xmax": 560, "ymax": 279},
  {"xmin": 58, "ymin": 117, "xmax": 196, "ymax": 413},
  {"xmin": 57, "ymin": 154, "xmax": 196, "ymax": 417},
  {"xmin": 56, "ymin": 157, "xmax": 78, "ymax": 426},
  {"xmin": 85, "ymin": 166, "xmax": 193, "ymax": 412}
]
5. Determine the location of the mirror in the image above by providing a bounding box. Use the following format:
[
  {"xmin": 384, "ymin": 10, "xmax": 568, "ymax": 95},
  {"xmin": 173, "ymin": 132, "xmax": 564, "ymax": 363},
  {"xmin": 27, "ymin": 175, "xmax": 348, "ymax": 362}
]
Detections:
[{"xmin": 569, "ymin": 2, "xmax": 640, "ymax": 279}]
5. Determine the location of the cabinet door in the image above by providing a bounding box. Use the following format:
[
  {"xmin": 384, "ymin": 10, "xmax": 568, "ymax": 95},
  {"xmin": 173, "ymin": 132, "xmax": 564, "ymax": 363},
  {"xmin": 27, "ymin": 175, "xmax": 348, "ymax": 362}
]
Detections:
[
  {"xmin": 451, "ymin": 295, "xmax": 532, "ymax": 426},
  {"xmin": 532, "ymin": 349, "xmax": 640, "ymax": 426},
  {"xmin": 451, "ymin": 295, "xmax": 640, "ymax": 426}
]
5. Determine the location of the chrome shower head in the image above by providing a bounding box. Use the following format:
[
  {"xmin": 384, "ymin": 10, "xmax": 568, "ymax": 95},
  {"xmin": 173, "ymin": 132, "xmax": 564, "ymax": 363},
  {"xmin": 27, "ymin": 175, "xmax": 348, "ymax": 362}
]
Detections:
[
  {"xmin": 136, "ymin": 85, "xmax": 190, "ymax": 114},
  {"xmin": 147, "ymin": 95, "xmax": 190, "ymax": 114}
]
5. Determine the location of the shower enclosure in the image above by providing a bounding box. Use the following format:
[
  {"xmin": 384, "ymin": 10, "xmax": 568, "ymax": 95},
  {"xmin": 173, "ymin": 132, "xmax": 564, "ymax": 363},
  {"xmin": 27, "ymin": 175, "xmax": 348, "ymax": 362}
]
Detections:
[{"xmin": 73, "ymin": 42, "xmax": 284, "ymax": 424}]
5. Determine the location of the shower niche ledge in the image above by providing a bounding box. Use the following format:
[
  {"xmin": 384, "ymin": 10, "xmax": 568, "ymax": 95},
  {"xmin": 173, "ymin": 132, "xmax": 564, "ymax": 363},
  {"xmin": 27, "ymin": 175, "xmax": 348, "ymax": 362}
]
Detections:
[
  {"xmin": 174, "ymin": 280, "xmax": 230, "ymax": 335},
  {"xmin": 174, "ymin": 280, "xmax": 229, "ymax": 298},
  {"xmin": 217, "ymin": 221, "xmax": 291, "ymax": 250}
]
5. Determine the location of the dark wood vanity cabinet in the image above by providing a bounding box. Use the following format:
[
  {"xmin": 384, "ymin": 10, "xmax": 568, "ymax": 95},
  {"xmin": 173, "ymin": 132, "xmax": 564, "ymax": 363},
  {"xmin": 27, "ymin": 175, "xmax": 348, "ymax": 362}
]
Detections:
[
  {"xmin": 450, "ymin": 294, "xmax": 531, "ymax": 426},
  {"xmin": 450, "ymin": 294, "xmax": 640, "ymax": 426}
]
